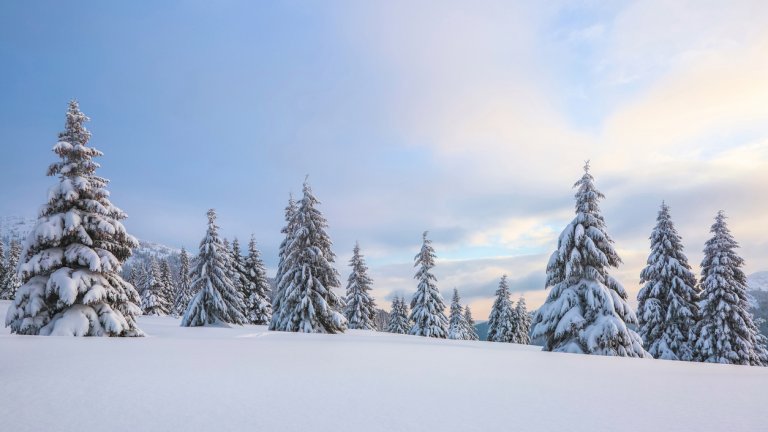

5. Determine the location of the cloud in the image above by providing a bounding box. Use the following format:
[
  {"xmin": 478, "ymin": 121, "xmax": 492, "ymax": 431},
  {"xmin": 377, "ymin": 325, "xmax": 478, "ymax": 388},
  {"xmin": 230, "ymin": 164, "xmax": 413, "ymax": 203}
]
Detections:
[
  {"xmin": 598, "ymin": 0, "xmax": 768, "ymax": 87},
  {"xmin": 602, "ymin": 35, "xmax": 768, "ymax": 167},
  {"xmin": 335, "ymin": 0, "xmax": 768, "ymax": 316}
]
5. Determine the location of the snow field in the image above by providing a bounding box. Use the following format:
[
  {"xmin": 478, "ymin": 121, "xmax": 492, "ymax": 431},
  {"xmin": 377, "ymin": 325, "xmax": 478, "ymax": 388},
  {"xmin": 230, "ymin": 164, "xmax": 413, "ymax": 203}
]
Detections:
[{"xmin": 1, "ymin": 300, "xmax": 767, "ymax": 432}]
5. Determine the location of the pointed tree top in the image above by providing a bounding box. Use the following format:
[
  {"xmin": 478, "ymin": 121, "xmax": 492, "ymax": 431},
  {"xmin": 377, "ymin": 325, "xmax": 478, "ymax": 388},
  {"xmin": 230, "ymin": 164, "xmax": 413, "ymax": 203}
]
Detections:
[
  {"xmin": 422, "ymin": 230, "xmax": 429, "ymax": 241},
  {"xmin": 286, "ymin": 193, "xmax": 297, "ymax": 211},
  {"xmin": 716, "ymin": 209, "xmax": 726, "ymax": 220},
  {"xmin": 300, "ymin": 178, "xmax": 321, "ymax": 205},
  {"xmin": 583, "ymin": 159, "xmax": 591, "ymax": 173},
  {"xmin": 658, "ymin": 200, "xmax": 671, "ymax": 216},
  {"xmin": 302, "ymin": 176, "xmax": 312, "ymax": 194},
  {"xmin": 207, "ymin": 208, "xmax": 217, "ymax": 224},
  {"xmin": 710, "ymin": 210, "xmax": 732, "ymax": 237},
  {"xmin": 60, "ymin": 99, "xmax": 91, "ymax": 146}
]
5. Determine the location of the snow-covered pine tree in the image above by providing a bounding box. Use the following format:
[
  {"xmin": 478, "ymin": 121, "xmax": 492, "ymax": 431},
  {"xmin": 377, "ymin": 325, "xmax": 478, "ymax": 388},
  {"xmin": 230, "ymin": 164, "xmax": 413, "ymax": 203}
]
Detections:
[
  {"xmin": 243, "ymin": 235, "xmax": 272, "ymax": 324},
  {"xmin": 637, "ymin": 202, "xmax": 699, "ymax": 361},
  {"xmin": 173, "ymin": 247, "xmax": 194, "ymax": 315},
  {"xmin": 222, "ymin": 237, "xmax": 236, "ymax": 292},
  {"xmin": 448, "ymin": 288, "xmax": 470, "ymax": 340},
  {"xmin": 409, "ymin": 231, "xmax": 448, "ymax": 338},
  {"xmin": 0, "ymin": 240, "xmax": 22, "ymax": 300},
  {"xmin": 344, "ymin": 242, "xmax": 377, "ymax": 330},
  {"xmin": 693, "ymin": 211, "xmax": 768, "ymax": 366},
  {"xmin": 514, "ymin": 296, "xmax": 531, "ymax": 344},
  {"xmin": 487, "ymin": 275, "xmax": 515, "ymax": 343},
  {"xmin": 531, "ymin": 162, "xmax": 647, "ymax": 357},
  {"xmin": 387, "ymin": 296, "xmax": 410, "ymax": 334},
  {"xmin": 5, "ymin": 101, "xmax": 143, "ymax": 336},
  {"xmin": 181, "ymin": 209, "xmax": 247, "ymax": 327},
  {"xmin": 141, "ymin": 259, "xmax": 172, "ymax": 316},
  {"xmin": 229, "ymin": 237, "xmax": 251, "ymax": 317},
  {"xmin": 140, "ymin": 262, "xmax": 153, "ymax": 294},
  {"xmin": 127, "ymin": 264, "xmax": 142, "ymax": 293},
  {"xmin": 464, "ymin": 306, "xmax": 479, "ymax": 341},
  {"xmin": 269, "ymin": 194, "xmax": 298, "ymax": 330},
  {"xmin": 270, "ymin": 181, "xmax": 346, "ymax": 333},
  {"xmin": 230, "ymin": 238, "xmax": 242, "ymax": 280},
  {"xmin": 0, "ymin": 241, "xmax": 6, "ymax": 298},
  {"xmin": 6, "ymin": 240, "xmax": 21, "ymax": 298},
  {"xmin": 159, "ymin": 258, "xmax": 176, "ymax": 310}
]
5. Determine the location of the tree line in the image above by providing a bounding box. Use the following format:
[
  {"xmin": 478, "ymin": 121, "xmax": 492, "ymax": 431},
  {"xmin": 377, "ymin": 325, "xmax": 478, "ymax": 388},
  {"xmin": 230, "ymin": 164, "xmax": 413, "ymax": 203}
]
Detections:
[{"xmin": 4, "ymin": 101, "xmax": 766, "ymax": 367}]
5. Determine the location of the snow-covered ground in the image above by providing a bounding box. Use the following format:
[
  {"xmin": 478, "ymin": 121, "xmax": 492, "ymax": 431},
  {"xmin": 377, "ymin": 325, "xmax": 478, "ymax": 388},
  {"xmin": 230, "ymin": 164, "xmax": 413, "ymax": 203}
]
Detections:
[{"xmin": 1, "ymin": 300, "xmax": 766, "ymax": 432}]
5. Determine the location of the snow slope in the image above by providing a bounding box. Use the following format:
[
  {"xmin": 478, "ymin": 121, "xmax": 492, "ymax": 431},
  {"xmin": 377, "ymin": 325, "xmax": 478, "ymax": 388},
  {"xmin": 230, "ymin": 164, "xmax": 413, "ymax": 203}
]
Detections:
[
  {"xmin": 0, "ymin": 215, "xmax": 35, "ymax": 243},
  {"xmin": 0, "ymin": 300, "xmax": 766, "ymax": 432}
]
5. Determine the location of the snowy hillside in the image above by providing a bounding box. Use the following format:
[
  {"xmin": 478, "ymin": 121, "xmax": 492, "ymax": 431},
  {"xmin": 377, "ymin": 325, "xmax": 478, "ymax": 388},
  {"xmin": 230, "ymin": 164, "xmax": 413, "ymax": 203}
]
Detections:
[
  {"xmin": 128, "ymin": 239, "xmax": 181, "ymax": 261},
  {"xmin": 0, "ymin": 215, "xmax": 35, "ymax": 243},
  {"xmin": 122, "ymin": 239, "xmax": 184, "ymax": 284},
  {"xmin": 1, "ymin": 300, "xmax": 766, "ymax": 432},
  {"xmin": 0, "ymin": 215, "xmax": 179, "ymax": 264},
  {"xmin": 748, "ymin": 271, "xmax": 768, "ymax": 292}
]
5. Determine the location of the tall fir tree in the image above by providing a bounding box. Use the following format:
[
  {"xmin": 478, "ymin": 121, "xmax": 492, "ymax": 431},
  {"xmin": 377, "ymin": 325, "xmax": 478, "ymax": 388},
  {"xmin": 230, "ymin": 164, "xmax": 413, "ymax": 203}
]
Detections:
[
  {"xmin": 693, "ymin": 212, "xmax": 768, "ymax": 366},
  {"xmin": 5, "ymin": 101, "xmax": 143, "ymax": 336},
  {"xmin": 344, "ymin": 242, "xmax": 377, "ymax": 330},
  {"xmin": 0, "ymin": 240, "xmax": 22, "ymax": 300},
  {"xmin": 409, "ymin": 231, "xmax": 448, "ymax": 338},
  {"xmin": 387, "ymin": 296, "xmax": 411, "ymax": 334},
  {"xmin": 229, "ymin": 237, "xmax": 251, "ymax": 317},
  {"xmin": 243, "ymin": 235, "xmax": 272, "ymax": 324},
  {"xmin": 464, "ymin": 306, "xmax": 479, "ymax": 341},
  {"xmin": 269, "ymin": 194, "xmax": 298, "ymax": 330},
  {"xmin": 0, "ymin": 240, "xmax": 6, "ymax": 298},
  {"xmin": 447, "ymin": 288, "xmax": 471, "ymax": 340},
  {"xmin": 531, "ymin": 162, "xmax": 647, "ymax": 357},
  {"xmin": 222, "ymin": 238, "xmax": 235, "ymax": 292},
  {"xmin": 159, "ymin": 258, "xmax": 176, "ymax": 309},
  {"xmin": 514, "ymin": 297, "xmax": 531, "ymax": 344},
  {"xmin": 181, "ymin": 209, "xmax": 247, "ymax": 327},
  {"xmin": 127, "ymin": 264, "xmax": 142, "ymax": 294},
  {"xmin": 487, "ymin": 275, "xmax": 515, "ymax": 342},
  {"xmin": 270, "ymin": 181, "xmax": 346, "ymax": 333},
  {"xmin": 141, "ymin": 259, "xmax": 172, "ymax": 316},
  {"xmin": 173, "ymin": 247, "xmax": 194, "ymax": 315},
  {"xmin": 637, "ymin": 202, "xmax": 699, "ymax": 361},
  {"xmin": 134, "ymin": 262, "xmax": 151, "ymax": 295}
]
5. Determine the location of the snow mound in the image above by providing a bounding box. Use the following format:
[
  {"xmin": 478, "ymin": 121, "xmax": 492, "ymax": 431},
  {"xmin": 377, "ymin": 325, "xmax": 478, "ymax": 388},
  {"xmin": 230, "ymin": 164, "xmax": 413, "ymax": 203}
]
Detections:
[{"xmin": 1, "ymin": 300, "xmax": 766, "ymax": 432}]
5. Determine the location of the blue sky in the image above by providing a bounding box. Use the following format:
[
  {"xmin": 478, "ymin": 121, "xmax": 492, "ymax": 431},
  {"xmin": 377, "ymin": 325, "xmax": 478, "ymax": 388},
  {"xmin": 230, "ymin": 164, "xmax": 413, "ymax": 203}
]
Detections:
[{"xmin": 2, "ymin": 1, "xmax": 768, "ymax": 316}]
